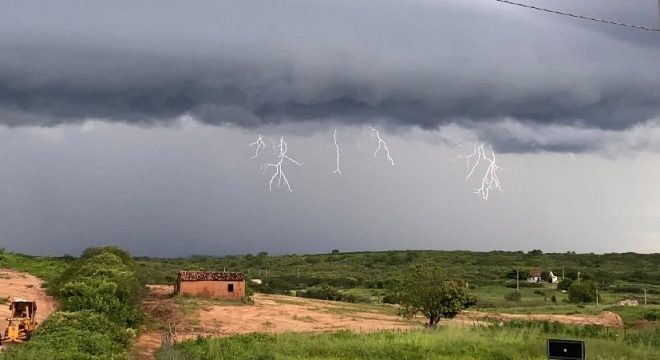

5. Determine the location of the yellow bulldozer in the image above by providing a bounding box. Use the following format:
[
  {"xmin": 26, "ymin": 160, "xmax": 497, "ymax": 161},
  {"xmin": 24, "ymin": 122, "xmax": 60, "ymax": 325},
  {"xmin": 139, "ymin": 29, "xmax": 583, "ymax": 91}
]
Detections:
[{"xmin": 0, "ymin": 298, "xmax": 38, "ymax": 345}]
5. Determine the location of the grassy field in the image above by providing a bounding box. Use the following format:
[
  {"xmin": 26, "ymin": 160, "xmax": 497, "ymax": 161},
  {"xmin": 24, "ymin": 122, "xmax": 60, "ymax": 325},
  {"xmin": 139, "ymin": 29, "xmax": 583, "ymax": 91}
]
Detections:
[
  {"xmin": 158, "ymin": 324, "xmax": 659, "ymax": 360},
  {"xmin": 0, "ymin": 250, "xmax": 69, "ymax": 287}
]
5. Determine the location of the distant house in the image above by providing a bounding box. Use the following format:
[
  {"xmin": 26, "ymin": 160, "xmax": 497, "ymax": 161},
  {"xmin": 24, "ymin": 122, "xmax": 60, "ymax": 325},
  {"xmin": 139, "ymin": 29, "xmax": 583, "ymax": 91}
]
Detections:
[
  {"xmin": 527, "ymin": 269, "xmax": 542, "ymax": 283},
  {"xmin": 175, "ymin": 271, "xmax": 246, "ymax": 301},
  {"xmin": 527, "ymin": 269, "xmax": 559, "ymax": 284}
]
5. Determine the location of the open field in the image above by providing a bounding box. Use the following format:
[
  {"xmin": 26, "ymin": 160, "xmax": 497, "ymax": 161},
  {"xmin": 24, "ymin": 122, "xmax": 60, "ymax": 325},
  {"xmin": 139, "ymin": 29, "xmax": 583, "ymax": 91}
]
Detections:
[
  {"xmin": 134, "ymin": 285, "xmax": 658, "ymax": 359},
  {"xmin": 158, "ymin": 325, "xmax": 659, "ymax": 360}
]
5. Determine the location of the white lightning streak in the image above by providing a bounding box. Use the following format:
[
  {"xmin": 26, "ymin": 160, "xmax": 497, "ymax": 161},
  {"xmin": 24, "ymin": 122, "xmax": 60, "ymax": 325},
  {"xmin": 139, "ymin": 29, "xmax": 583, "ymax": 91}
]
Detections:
[
  {"xmin": 333, "ymin": 128, "xmax": 341, "ymax": 175},
  {"xmin": 249, "ymin": 134, "xmax": 266, "ymax": 158},
  {"xmin": 457, "ymin": 143, "xmax": 503, "ymax": 200},
  {"xmin": 368, "ymin": 127, "xmax": 395, "ymax": 166},
  {"xmin": 261, "ymin": 137, "xmax": 302, "ymax": 192}
]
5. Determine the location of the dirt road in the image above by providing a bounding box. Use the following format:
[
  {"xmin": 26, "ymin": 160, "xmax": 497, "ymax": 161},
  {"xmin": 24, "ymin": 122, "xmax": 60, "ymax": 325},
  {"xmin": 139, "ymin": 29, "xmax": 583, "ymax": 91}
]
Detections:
[
  {"xmin": 460, "ymin": 310, "xmax": 624, "ymax": 327},
  {"xmin": 0, "ymin": 269, "xmax": 57, "ymax": 325}
]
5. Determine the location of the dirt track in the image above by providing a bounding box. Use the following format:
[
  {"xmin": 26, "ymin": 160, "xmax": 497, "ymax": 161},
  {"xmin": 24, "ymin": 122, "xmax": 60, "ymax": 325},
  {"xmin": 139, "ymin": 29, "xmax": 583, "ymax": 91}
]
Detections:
[
  {"xmin": 460, "ymin": 310, "xmax": 624, "ymax": 327},
  {"xmin": 0, "ymin": 269, "xmax": 57, "ymax": 326}
]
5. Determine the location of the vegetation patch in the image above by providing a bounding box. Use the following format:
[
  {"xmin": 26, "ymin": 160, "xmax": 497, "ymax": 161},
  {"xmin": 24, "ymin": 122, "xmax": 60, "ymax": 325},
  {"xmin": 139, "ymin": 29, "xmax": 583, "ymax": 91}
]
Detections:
[
  {"xmin": 158, "ymin": 325, "xmax": 659, "ymax": 360},
  {"xmin": 1, "ymin": 246, "xmax": 146, "ymax": 360}
]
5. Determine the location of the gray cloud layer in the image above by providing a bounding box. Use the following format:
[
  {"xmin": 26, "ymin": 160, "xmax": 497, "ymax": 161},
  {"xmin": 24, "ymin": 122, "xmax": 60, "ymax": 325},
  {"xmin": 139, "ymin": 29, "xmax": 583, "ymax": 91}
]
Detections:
[{"xmin": 1, "ymin": 0, "xmax": 659, "ymax": 152}]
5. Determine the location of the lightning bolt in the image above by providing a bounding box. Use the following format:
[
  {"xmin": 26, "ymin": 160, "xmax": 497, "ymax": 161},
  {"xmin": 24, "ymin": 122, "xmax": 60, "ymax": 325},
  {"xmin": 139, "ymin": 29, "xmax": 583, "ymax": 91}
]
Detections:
[
  {"xmin": 261, "ymin": 136, "xmax": 303, "ymax": 192},
  {"xmin": 369, "ymin": 126, "xmax": 395, "ymax": 166},
  {"xmin": 333, "ymin": 128, "xmax": 342, "ymax": 175},
  {"xmin": 249, "ymin": 134, "xmax": 266, "ymax": 158},
  {"xmin": 456, "ymin": 143, "xmax": 503, "ymax": 200}
]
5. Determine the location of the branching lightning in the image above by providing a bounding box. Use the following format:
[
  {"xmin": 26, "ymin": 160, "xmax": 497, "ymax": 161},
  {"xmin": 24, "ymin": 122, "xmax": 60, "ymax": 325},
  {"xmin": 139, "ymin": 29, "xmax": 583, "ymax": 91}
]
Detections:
[
  {"xmin": 249, "ymin": 134, "xmax": 266, "ymax": 158},
  {"xmin": 368, "ymin": 126, "xmax": 395, "ymax": 166},
  {"xmin": 457, "ymin": 143, "xmax": 503, "ymax": 200},
  {"xmin": 333, "ymin": 128, "xmax": 342, "ymax": 175},
  {"xmin": 261, "ymin": 136, "xmax": 302, "ymax": 192}
]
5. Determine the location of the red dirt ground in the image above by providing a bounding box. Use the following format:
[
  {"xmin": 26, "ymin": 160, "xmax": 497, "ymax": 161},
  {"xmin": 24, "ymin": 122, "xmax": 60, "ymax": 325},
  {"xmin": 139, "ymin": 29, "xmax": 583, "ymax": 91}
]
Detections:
[{"xmin": 0, "ymin": 269, "xmax": 57, "ymax": 326}]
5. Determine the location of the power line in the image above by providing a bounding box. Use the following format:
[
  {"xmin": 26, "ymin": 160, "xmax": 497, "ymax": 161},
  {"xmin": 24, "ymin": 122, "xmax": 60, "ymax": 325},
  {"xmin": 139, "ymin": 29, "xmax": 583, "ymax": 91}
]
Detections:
[{"xmin": 495, "ymin": 0, "xmax": 660, "ymax": 32}]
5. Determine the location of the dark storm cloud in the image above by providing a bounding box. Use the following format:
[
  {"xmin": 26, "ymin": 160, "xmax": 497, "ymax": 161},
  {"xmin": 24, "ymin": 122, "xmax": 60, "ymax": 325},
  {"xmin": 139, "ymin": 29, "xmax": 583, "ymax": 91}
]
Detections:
[{"xmin": 1, "ymin": 0, "xmax": 659, "ymax": 151}]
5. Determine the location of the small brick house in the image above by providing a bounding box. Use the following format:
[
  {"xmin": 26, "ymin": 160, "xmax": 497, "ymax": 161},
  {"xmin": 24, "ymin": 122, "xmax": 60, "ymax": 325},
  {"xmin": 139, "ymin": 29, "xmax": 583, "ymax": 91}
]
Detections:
[{"xmin": 175, "ymin": 271, "xmax": 246, "ymax": 301}]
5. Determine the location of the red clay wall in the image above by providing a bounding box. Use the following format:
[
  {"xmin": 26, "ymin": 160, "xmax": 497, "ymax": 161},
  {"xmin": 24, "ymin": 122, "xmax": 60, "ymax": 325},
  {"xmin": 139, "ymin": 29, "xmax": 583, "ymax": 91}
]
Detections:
[{"xmin": 178, "ymin": 280, "xmax": 245, "ymax": 300}]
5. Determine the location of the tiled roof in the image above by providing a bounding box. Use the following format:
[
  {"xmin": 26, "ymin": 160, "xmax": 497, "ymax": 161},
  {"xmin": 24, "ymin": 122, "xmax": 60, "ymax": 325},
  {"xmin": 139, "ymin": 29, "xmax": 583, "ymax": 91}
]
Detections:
[
  {"xmin": 528, "ymin": 269, "xmax": 542, "ymax": 277},
  {"xmin": 178, "ymin": 271, "xmax": 245, "ymax": 282}
]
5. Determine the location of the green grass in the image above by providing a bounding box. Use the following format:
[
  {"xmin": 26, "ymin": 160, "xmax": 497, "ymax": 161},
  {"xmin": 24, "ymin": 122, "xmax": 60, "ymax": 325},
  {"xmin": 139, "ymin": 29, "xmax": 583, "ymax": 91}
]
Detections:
[
  {"xmin": 604, "ymin": 305, "xmax": 660, "ymax": 326},
  {"xmin": 0, "ymin": 251, "xmax": 69, "ymax": 286},
  {"xmin": 158, "ymin": 325, "xmax": 659, "ymax": 360}
]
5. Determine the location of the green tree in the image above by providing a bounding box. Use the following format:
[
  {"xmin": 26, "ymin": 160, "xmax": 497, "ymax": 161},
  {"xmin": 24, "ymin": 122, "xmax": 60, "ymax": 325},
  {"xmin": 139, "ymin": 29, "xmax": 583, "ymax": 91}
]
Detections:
[
  {"xmin": 395, "ymin": 266, "xmax": 476, "ymax": 327},
  {"xmin": 558, "ymin": 278, "xmax": 573, "ymax": 291},
  {"xmin": 540, "ymin": 271, "xmax": 551, "ymax": 283},
  {"xmin": 568, "ymin": 281, "xmax": 600, "ymax": 303}
]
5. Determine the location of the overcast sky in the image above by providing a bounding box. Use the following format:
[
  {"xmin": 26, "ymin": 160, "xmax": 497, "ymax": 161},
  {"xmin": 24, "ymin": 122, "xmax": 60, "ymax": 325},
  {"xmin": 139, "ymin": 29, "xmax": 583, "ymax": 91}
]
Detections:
[{"xmin": 0, "ymin": 0, "xmax": 659, "ymax": 256}]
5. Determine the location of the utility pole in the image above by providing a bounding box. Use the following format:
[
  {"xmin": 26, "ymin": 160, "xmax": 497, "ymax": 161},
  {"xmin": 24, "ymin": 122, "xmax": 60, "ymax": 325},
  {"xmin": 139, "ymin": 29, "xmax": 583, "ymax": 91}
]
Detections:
[
  {"xmin": 644, "ymin": 288, "xmax": 647, "ymax": 306},
  {"xmin": 516, "ymin": 269, "xmax": 520, "ymax": 291},
  {"xmin": 596, "ymin": 289, "xmax": 599, "ymax": 308},
  {"xmin": 577, "ymin": 266, "xmax": 581, "ymax": 283},
  {"xmin": 562, "ymin": 265, "xmax": 564, "ymax": 280}
]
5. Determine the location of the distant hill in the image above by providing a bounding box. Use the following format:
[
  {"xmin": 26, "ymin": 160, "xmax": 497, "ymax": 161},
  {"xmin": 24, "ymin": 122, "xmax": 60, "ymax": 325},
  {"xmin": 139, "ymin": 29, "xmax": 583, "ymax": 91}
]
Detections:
[{"xmin": 133, "ymin": 250, "xmax": 660, "ymax": 293}]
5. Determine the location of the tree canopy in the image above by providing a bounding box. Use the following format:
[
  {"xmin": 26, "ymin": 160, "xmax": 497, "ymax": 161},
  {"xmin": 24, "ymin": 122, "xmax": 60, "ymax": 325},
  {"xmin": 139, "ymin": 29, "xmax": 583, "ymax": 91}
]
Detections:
[{"xmin": 394, "ymin": 265, "xmax": 476, "ymax": 326}]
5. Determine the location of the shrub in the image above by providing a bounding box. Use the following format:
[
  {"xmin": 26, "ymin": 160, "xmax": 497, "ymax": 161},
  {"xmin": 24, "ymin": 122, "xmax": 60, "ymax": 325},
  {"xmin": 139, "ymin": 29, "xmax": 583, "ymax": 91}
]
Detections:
[
  {"xmin": 296, "ymin": 284, "xmax": 356, "ymax": 303},
  {"xmin": 558, "ymin": 278, "xmax": 573, "ymax": 291},
  {"xmin": 3, "ymin": 311, "xmax": 129, "ymax": 359},
  {"xmin": 504, "ymin": 291, "xmax": 522, "ymax": 302},
  {"xmin": 568, "ymin": 281, "xmax": 600, "ymax": 303},
  {"xmin": 4, "ymin": 246, "xmax": 146, "ymax": 360}
]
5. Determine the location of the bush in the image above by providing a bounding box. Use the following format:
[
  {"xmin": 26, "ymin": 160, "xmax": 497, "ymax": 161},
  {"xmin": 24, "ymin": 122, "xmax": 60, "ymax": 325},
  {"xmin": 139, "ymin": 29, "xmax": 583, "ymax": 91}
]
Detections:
[
  {"xmin": 4, "ymin": 247, "xmax": 146, "ymax": 360},
  {"xmin": 3, "ymin": 311, "xmax": 129, "ymax": 359},
  {"xmin": 643, "ymin": 310, "xmax": 659, "ymax": 321},
  {"xmin": 296, "ymin": 284, "xmax": 356, "ymax": 303},
  {"xmin": 558, "ymin": 278, "xmax": 573, "ymax": 291},
  {"xmin": 568, "ymin": 281, "xmax": 600, "ymax": 303},
  {"xmin": 504, "ymin": 291, "xmax": 522, "ymax": 302}
]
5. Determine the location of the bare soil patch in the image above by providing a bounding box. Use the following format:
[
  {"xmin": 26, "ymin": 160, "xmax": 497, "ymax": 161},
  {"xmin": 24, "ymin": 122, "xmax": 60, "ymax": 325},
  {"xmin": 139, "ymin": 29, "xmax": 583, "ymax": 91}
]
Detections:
[
  {"xmin": 196, "ymin": 293, "xmax": 414, "ymax": 336},
  {"xmin": 130, "ymin": 286, "xmax": 415, "ymax": 359},
  {"xmin": 0, "ymin": 269, "xmax": 57, "ymax": 326},
  {"xmin": 460, "ymin": 310, "xmax": 624, "ymax": 327}
]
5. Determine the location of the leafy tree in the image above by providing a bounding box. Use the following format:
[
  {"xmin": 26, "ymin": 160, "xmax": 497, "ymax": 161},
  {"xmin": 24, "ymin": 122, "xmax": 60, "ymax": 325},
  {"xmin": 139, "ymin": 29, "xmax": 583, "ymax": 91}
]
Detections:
[
  {"xmin": 395, "ymin": 266, "xmax": 476, "ymax": 327},
  {"xmin": 505, "ymin": 269, "xmax": 529, "ymax": 280},
  {"xmin": 568, "ymin": 281, "xmax": 600, "ymax": 303},
  {"xmin": 558, "ymin": 278, "xmax": 573, "ymax": 291},
  {"xmin": 527, "ymin": 249, "xmax": 543, "ymax": 256},
  {"xmin": 540, "ymin": 271, "xmax": 551, "ymax": 283}
]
